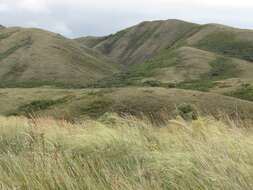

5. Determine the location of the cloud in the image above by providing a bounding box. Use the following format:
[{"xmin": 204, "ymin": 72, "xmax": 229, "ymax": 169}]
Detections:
[
  {"xmin": 0, "ymin": 3, "xmax": 9, "ymax": 12},
  {"xmin": 16, "ymin": 0, "xmax": 50, "ymax": 13},
  {"xmin": 24, "ymin": 21, "xmax": 72, "ymax": 36},
  {"xmin": 191, "ymin": 0, "xmax": 253, "ymax": 7},
  {"xmin": 48, "ymin": 22, "xmax": 73, "ymax": 36},
  {"xmin": 1, "ymin": 0, "xmax": 253, "ymax": 37}
]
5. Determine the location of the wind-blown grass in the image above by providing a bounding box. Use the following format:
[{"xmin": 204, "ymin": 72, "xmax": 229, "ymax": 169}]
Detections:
[{"xmin": 0, "ymin": 114, "xmax": 253, "ymax": 189}]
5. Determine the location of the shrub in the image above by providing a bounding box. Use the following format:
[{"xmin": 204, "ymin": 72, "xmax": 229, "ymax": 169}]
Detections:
[
  {"xmin": 176, "ymin": 103, "xmax": 198, "ymax": 120},
  {"xmin": 143, "ymin": 80, "xmax": 162, "ymax": 87}
]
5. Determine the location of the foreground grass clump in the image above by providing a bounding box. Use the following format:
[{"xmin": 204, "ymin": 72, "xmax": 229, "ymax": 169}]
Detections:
[{"xmin": 0, "ymin": 114, "xmax": 253, "ymax": 189}]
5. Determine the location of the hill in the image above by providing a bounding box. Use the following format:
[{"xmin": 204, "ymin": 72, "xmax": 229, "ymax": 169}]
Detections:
[
  {"xmin": 0, "ymin": 27, "xmax": 119, "ymax": 88},
  {"xmin": 79, "ymin": 20, "xmax": 253, "ymax": 66},
  {"xmin": 77, "ymin": 20, "xmax": 253, "ymax": 100},
  {"xmin": 1, "ymin": 87, "xmax": 253, "ymax": 121},
  {"xmin": 76, "ymin": 19, "xmax": 199, "ymax": 65},
  {"xmin": 2, "ymin": 20, "xmax": 253, "ymax": 93},
  {"xmin": 187, "ymin": 24, "xmax": 253, "ymax": 62},
  {"xmin": 1, "ymin": 20, "xmax": 253, "ymax": 117}
]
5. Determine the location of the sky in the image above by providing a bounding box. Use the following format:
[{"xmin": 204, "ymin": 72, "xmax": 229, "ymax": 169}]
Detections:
[{"xmin": 0, "ymin": 0, "xmax": 253, "ymax": 38}]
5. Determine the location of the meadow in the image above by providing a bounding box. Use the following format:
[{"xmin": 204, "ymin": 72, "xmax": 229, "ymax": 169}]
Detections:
[{"xmin": 0, "ymin": 113, "xmax": 253, "ymax": 190}]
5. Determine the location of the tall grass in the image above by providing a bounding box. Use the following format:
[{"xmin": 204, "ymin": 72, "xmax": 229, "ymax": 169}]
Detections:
[{"xmin": 0, "ymin": 114, "xmax": 253, "ymax": 189}]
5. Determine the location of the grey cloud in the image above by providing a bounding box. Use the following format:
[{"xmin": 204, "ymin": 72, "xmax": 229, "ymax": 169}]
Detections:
[{"xmin": 0, "ymin": 0, "xmax": 253, "ymax": 38}]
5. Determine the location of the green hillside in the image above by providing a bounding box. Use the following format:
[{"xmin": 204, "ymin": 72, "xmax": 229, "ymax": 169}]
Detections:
[
  {"xmin": 76, "ymin": 20, "xmax": 253, "ymax": 101},
  {"xmin": 187, "ymin": 24, "xmax": 253, "ymax": 61},
  {"xmin": 1, "ymin": 20, "xmax": 253, "ymax": 118},
  {"xmin": 90, "ymin": 46, "xmax": 253, "ymax": 94},
  {"xmin": 0, "ymin": 27, "xmax": 119, "ymax": 88},
  {"xmin": 76, "ymin": 20, "xmax": 199, "ymax": 65}
]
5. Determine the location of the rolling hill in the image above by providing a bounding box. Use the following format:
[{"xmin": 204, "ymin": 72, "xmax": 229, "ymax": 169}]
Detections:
[
  {"xmin": 0, "ymin": 27, "xmax": 119, "ymax": 88},
  {"xmin": 77, "ymin": 20, "xmax": 253, "ymax": 100},
  {"xmin": 76, "ymin": 19, "xmax": 200, "ymax": 65},
  {"xmin": 79, "ymin": 20, "xmax": 253, "ymax": 66},
  {"xmin": 2, "ymin": 20, "xmax": 253, "ymax": 92},
  {"xmin": 1, "ymin": 20, "xmax": 253, "ymax": 119}
]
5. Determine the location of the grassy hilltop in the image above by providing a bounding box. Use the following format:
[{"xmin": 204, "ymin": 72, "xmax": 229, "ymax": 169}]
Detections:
[
  {"xmin": 0, "ymin": 27, "xmax": 118, "ymax": 88},
  {"xmin": 1, "ymin": 114, "xmax": 253, "ymax": 189}
]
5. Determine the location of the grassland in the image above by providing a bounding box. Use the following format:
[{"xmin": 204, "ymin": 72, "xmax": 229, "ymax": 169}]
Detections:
[
  {"xmin": 1, "ymin": 114, "xmax": 253, "ymax": 189},
  {"xmin": 2, "ymin": 20, "xmax": 253, "ymax": 189},
  {"xmin": 1, "ymin": 87, "xmax": 253, "ymax": 122}
]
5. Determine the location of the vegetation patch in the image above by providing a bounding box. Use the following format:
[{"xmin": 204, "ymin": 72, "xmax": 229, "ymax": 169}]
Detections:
[
  {"xmin": 206, "ymin": 57, "xmax": 238, "ymax": 80},
  {"xmin": 177, "ymin": 57, "xmax": 237, "ymax": 91},
  {"xmin": 142, "ymin": 80, "xmax": 162, "ymax": 87},
  {"xmin": 92, "ymin": 53, "xmax": 237, "ymax": 91},
  {"xmin": 176, "ymin": 103, "xmax": 198, "ymax": 120},
  {"xmin": 0, "ymin": 33, "xmax": 11, "ymax": 41},
  {"xmin": 80, "ymin": 99, "xmax": 113, "ymax": 117},
  {"xmin": 90, "ymin": 50, "xmax": 180, "ymax": 88},
  {"xmin": 14, "ymin": 97, "xmax": 71, "ymax": 116},
  {"xmin": 88, "ymin": 72, "xmax": 141, "ymax": 88},
  {"xmin": 225, "ymin": 84, "xmax": 253, "ymax": 101},
  {"xmin": 0, "ymin": 80, "xmax": 85, "ymax": 88},
  {"xmin": 0, "ymin": 30, "xmax": 18, "ymax": 41},
  {"xmin": 196, "ymin": 31, "xmax": 253, "ymax": 62},
  {"xmin": 130, "ymin": 50, "xmax": 180, "ymax": 74},
  {"xmin": 177, "ymin": 80, "xmax": 215, "ymax": 92},
  {"xmin": 0, "ymin": 37, "xmax": 33, "ymax": 61}
]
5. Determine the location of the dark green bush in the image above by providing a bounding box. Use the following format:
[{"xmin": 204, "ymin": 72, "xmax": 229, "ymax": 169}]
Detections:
[{"xmin": 176, "ymin": 103, "xmax": 198, "ymax": 120}]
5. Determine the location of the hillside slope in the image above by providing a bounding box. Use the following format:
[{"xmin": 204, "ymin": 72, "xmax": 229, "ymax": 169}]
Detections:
[
  {"xmin": 78, "ymin": 20, "xmax": 253, "ymax": 66},
  {"xmin": 76, "ymin": 20, "xmax": 253, "ymax": 98},
  {"xmin": 76, "ymin": 20, "xmax": 199, "ymax": 65},
  {"xmin": 92, "ymin": 46, "xmax": 253, "ymax": 92},
  {"xmin": 2, "ymin": 20, "xmax": 253, "ymax": 103},
  {"xmin": 186, "ymin": 24, "xmax": 253, "ymax": 62},
  {"xmin": 0, "ymin": 27, "xmax": 118, "ymax": 87},
  {"xmin": 1, "ymin": 87, "xmax": 253, "ymax": 121}
]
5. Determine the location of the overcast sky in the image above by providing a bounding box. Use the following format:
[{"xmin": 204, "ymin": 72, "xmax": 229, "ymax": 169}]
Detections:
[{"xmin": 0, "ymin": 0, "xmax": 252, "ymax": 38}]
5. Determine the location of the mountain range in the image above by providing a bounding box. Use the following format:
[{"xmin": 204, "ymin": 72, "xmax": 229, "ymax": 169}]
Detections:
[{"xmin": 1, "ymin": 19, "xmax": 253, "ymax": 119}]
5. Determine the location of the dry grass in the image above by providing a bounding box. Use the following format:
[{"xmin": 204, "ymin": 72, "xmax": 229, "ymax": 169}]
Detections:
[
  {"xmin": 0, "ymin": 113, "xmax": 253, "ymax": 189},
  {"xmin": 1, "ymin": 87, "xmax": 253, "ymax": 121}
]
